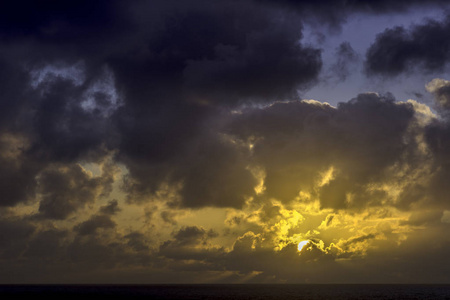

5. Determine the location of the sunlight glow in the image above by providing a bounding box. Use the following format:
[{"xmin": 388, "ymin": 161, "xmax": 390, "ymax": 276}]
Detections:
[{"xmin": 298, "ymin": 240, "xmax": 310, "ymax": 251}]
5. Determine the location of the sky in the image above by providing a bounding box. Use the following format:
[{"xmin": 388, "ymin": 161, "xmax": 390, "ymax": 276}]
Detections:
[{"xmin": 2, "ymin": 0, "xmax": 450, "ymax": 284}]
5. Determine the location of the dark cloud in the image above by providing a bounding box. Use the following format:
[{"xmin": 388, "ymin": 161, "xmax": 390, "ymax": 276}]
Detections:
[
  {"xmin": 124, "ymin": 232, "xmax": 150, "ymax": 252},
  {"xmin": 0, "ymin": 60, "xmax": 40, "ymax": 207},
  {"xmin": 400, "ymin": 210, "xmax": 444, "ymax": 226},
  {"xmin": 0, "ymin": 143, "xmax": 39, "ymax": 207},
  {"xmin": 67, "ymin": 236, "xmax": 124, "ymax": 269},
  {"xmin": 330, "ymin": 42, "xmax": 359, "ymax": 81},
  {"xmin": 0, "ymin": 0, "xmax": 121, "ymax": 40},
  {"xmin": 345, "ymin": 233, "xmax": 377, "ymax": 246},
  {"xmin": 0, "ymin": 59, "xmax": 116, "ymax": 208},
  {"xmin": 160, "ymin": 211, "xmax": 178, "ymax": 225},
  {"xmin": 0, "ymin": 59, "xmax": 31, "ymax": 129},
  {"xmin": 426, "ymin": 78, "xmax": 450, "ymax": 111},
  {"xmin": 99, "ymin": 199, "xmax": 121, "ymax": 215},
  {"xmin": 74, "ymin": 215, "xmax": 116, "ymax": 236},
  {"xmin": 365, "ymin": 15, "xmax": 450, "ymax": 76},
  {"xmin": 122, "ymin": 127, "xmax": 257, "ymax": 208},
  {"xmin": 106, "ymin": 1, "xmax": 322, "ymax": 209},
  {"xmin": 158, "ymin": 226, "xmax": 221, "ymax": 262},
  {"xmin": 423, "ymin": 124, "xmax": 450, "ymax": 210},
  {"xmin": 257, "ymin": 0, "xmax": 449, "ymax": 32},
  {"xmin": 74, "ymin": 198, "xmax": 120, "ymax": 236},
  {"xmin": 229, "ymin": 100, "xmax": 337, "ymax": 201},
  {"xmin": 153, "ymin": 223, "xmax": 450, "ymax": 284},
  {"xmin": 1, "ymin": 0, "xmax": 450, "ymax": 284},
  {"xmin": 0, "ymin": 218, "xmax": 35, "ymax": 259},
  {"xmin": 181, "ymin": 16, "xmax": 322, "ymax": 103},
  {"xmin": 261, "ymin": 0, "xmax": 448, "ymax": 11},
  {"xmin": 172, "ymin": 226, "xmax": 218, "ymax": 246},
  {"xmin": 416, "ymin": 79, "xmax": 450, "ymax": 210},
  {"xmin": 37, "ymin": 164, "xmax": 113, "ymax": 219},
  {"xmin": 27, "ymin": 75, "xmax": 113, "ymax": 163},
  {"xmin": 229, "ymin": 93, "xmax": 416, "ymax": 209},
  {"xmin": 0, "ymin": 0, "xmax": 444, "ymax": 213},
  {"xmin": 24, "ymin": 229, "xmax": 68, "ymax": 259},
  {"xmin": 324, "ymin": 214, "xmax": 334, "ymax": 227}
]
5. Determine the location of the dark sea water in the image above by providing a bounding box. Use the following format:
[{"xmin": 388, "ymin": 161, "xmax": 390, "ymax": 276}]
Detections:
[{"xmin": 1, "ymin": 284, "xmax": 450, "ymax": 299}]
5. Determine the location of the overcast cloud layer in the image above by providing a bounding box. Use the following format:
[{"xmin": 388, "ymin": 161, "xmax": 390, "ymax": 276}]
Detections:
[{"xmin": 1, "ymin": 0, "xmax": 450, "ymax": 283}]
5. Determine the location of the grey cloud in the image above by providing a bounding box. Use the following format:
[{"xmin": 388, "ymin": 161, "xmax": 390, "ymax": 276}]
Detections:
[
  {"xmin": 1, "ymin": 0, "xmax": 450, "ymax": 285},
  {"xmin": 0, "ymin": 150, "xmax": 39, "ymax": 207},
  {"xmin": 37, "ymin": 164, "xmax": 112, "ymax": 219},
  {"xmin": 147, "ymin": 221, "xmax": 450, "ymax": 283},
  {"xmin": 99, "ymin": 199, "xmax": 121, "ymax": 215},
  {"xmin": 27, "ymin": 75, "xmax": 112, "ymax": 163},
  {"xmin": 325, "ymin": 214, "xmax": 334, "ymax": 226},
  {"xmin": 2, "ymin": 0, "xmax": 444, "ymax": 214},
  {"xmin": 158, "ymin": 226, "xmax": 222, "ymax": 262},
  {"xmin": 365, "ymin": 15, "xmax": 450, "ymax": 76},
  {"xmin": 155, "ymin": 223, "xmax": 450, "ymax": 283},
  {"xmin": 400, "ymin": 210, "xmax": 444, "ymax": 226},
  {"xmin": 257, "ymin": 0, "xmax": 450, "ymax": 32},
  {"xmin": 229, "ymin": 100, "xmax": 337, "ymax": 201},
  {"xmin": 182, "ymin": 16, "xmax": 321, "ymax": 104},
  {"xmin": 74, "ymin": 215, "xmax": 116, "ymax": 236},
  {"xmin": 124, "ymin": 232, "xmax": 150, "ymax": 252},
  {"xmin": 330, "ymin": 42, "xmax": 359, "ymax": 81},
  {"xmin": 109, "ymin": 1, "xmax": 322, "ymax": 207},
  {"xmin": 0, "ymin": 218, "xmax": 35, "ymax": 259},
  {"xmin": 67, "ymin": 236, "xmax": 125, "ymax": 269},
  {"xmin": 172, "ymin": 226, "xmax": 218, "ymax": 246},
  {"xmin": 73, "ymin": 192, "xmax": 121, "ymax": 237},
  {"xmin": 229, "ymin": 93, "xmax": 416, "ymax": 209},
  {"xmin": 5, "ymin": 1, "xmax": 317, "ymax": 212},
  {"xmin": 420, "ymin": 80, "xmax": 450, "ymax": 210},
  {"xmin": 160, "ymin": 211, "xmax": 178, "ymax": 225},
  {"xmin": 258, "ymin": 0, "xmax": 449, "ymax": 13},
  {"xmin": 0, "ymin": 59, "xmax": 31, "ymax": 129},
  {"xmin": 123, "ymin": 129, "xmax": 257, "ymax": 209},
  {"xmin": 24, "ymin": 229, "xmax": 68, "ymax": 259},
  {"xmin": 426, "ymin": 78, "xmax": 450, "ymax": 112},
  {"xmin": 345, "ymin": 233, "xmax": 377, "ymax": 246},
  {"xmin": 0, "ymin": 62, "xmax": 116, "ymax": 209}
]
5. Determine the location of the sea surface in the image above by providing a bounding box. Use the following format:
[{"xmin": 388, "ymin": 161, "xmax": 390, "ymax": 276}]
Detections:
[{"xmin": 1, "ymin": 284, "xmax": 449, "ymax": 299}]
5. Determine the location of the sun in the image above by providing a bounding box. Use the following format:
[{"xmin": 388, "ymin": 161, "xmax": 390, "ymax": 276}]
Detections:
[{"xmin": 297, "ymin": 240, "xmax": 310, "ymax": 251}]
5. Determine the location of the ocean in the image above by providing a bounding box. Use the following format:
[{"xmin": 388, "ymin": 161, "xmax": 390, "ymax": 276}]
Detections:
[{"xmin": 1, "ymin": 284, "xmax": 449, "ymax": 299}]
